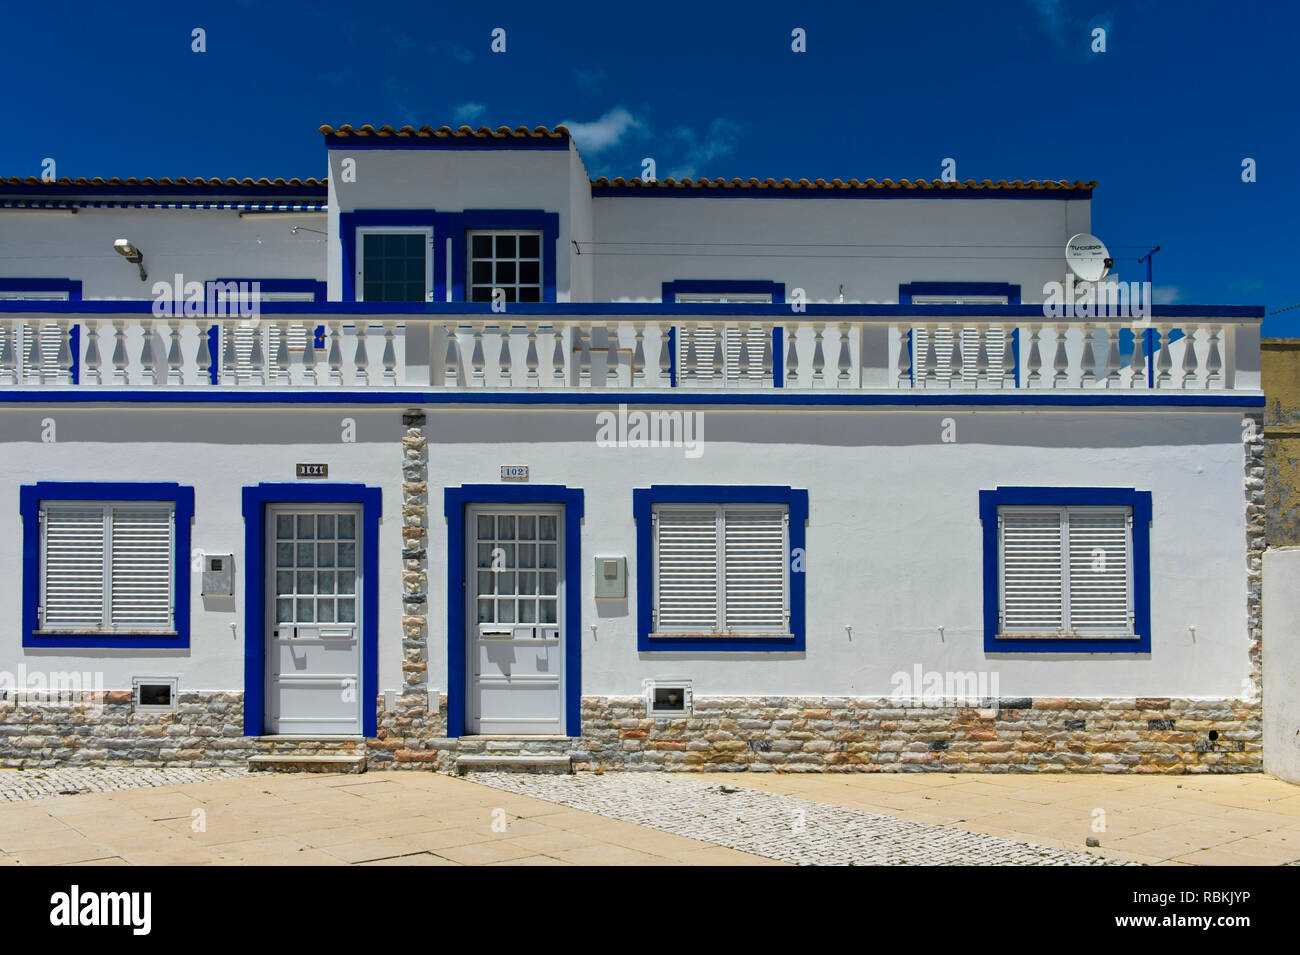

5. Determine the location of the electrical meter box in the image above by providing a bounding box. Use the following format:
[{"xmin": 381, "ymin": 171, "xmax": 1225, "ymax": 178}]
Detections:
[
  {"xmin": 594, "ymin": 555, "xmax": 626, "ymax": 598},
  {"xmin": 202, "ymin": 553, "xmax": 234, "ymax": 596}
]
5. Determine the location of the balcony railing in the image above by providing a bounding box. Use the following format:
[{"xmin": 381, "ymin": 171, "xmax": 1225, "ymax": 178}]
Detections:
[{"xmin": 0, "ymin": 309, "xmax": 1261, "ymax": 392}]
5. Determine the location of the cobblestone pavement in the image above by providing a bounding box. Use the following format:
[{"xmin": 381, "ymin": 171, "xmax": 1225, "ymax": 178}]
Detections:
[
  {"xmin": 469, "ymin": 772, "xmax": 1122, "ymax": 865},
  {"xmin": 0, "ymin": 768, "xmax": 246, "ymax": 802}
]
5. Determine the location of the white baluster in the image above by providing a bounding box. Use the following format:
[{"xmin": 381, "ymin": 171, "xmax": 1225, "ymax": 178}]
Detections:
[
  {"xmin": 469, "ymin": 323, "xmax": 484, "ymax": 387},
  {"xmin": 1155, "ymin": 325, "xmax": 1172, "ymax": 388},
  {"xmin": 443, "ymin": 322, "xmax": 461, "ymax": 387},
  {"xmin": 836, "ymin": 324, "xmax": 851, "ymax": 385},
  {"xmin": 710, "ymin": 325, "xmax": 724, "ymax": 382},
  {"xmin": 738, "ymin": 324, "xmax": 751, "ymax": 380},
  {"xmin": 26, "ymin": 322, "xmax": 44, "ymax": 385},
  {"xmin": 84, "ymin": 320, "xmax": 102, "ymax": 385},
  {"xmin": 139, "ymin": 320, "xmax": 157, "ymax": 385},
  {"xmin": 526, "ymin": 323, "xmax": 540, "ymax": 386},
  {"xmin": 1104, "ymin": 324, "xmax": 1120, "ymax": 387},
  {"xmin": 1205, "ymin": 326, "xmax": 1222, "ymax": 389},
  {"xmin": 632, "ymin": 324, "xmax": 645, "ymax": 385},
  {"xmin": 112, "ymin": 320, "xmax": 129, "ymax": 385},
  {"xmin": 496, "ymin": 324, "xmax": 512, "ymax": 386},
  {"xmin": 812, "ymin": 324, "xmax": 826, "ymax": 384},
  {"xmin": 352, "ymin": 322, "xmax": 369, "ymax": 386},
  {"xmin": 577, "ymin": 326, "xmax": 591, "ymax": 386},
  {"xmin": 785, "ymin": 321, "xmax": 801, "ymax": 386},
  {"xmin": 301, "ymin": 322, "xmax": 317, "ymax": 385},
  {"xmin": 923, "ymin": 326, "xmax": 938, "ymax": 385},
  {"xmin": 761, "ymin": 324, "xmax": 773, "ymax": 385},
  {"xmin": 1129, "ymin": 325, "xmax": 1147, "ymax": 388},
  {"xmin": 684, "ymin": 324, "xmax": 698, "ymax": 384},
  {"xmin": 382, "ymin": 321, "xmax": 397, "ymax": 386},
  {"xmin": 164, "ymin": 319, "xmax": 183, "ymax": 385},
  {"xmin": 56, "ymin": 320, "xmax": 73, "ymax": 384},
  {"xmin": 246, "ymin": 322, "xmax": 265, "ymax": 386},
  {"xmin": 1052, "ymin": 324, "xmax": 1069, "ymax": 388},
  {"xmin": 328, "ymin": 321, "xmax": 344, "ymax": 386},
  {"xmin": 1026, "ymin": 325, "xmax": 1042, "ymax": 386},
  {"xmin": 1181, "ymin": 325, "xmax": 1199, "ymax": 389},
  {"xmin": 552, "ymin": 325, "xmax": 566, "ymax": 386},
  {"xmin": 1080, "ymin": 322, "xmax": 1095, "ymax": 386},
  {"xmin": 273, "ymin": 321, "xmax": 291, "ymax": 384},
  {"xmin": 974, "ymin": 326, "xmax": 989, "ymax": 388}
]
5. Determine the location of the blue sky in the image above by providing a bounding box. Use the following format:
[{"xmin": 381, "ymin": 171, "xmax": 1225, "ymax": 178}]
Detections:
[{"xmin": 1, "ymin": 0, "xmax": 1295, "ymax": 330}]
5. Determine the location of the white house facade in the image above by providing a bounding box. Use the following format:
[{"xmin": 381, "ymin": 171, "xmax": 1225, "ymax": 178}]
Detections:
[{"xmin": 0, "ymin": 123, "xmax": 1265, "ymax": 773}]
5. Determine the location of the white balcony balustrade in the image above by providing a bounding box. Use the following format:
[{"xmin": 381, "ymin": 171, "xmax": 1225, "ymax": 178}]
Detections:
[{"xmin": 0, "ymin": 313, "xmax": 1256, "ymax": 392}]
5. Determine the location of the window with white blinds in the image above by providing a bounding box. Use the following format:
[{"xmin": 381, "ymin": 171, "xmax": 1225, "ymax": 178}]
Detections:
[
  {"xmin": 998, "ymin": 506, "xmax": 1132, "ymax": 636},
  {"xmin": 912, "ymin": 325, "xmax": 1008, "ymax": 385},
  {"xmin": 652, "ymin": 503, "xmax": 789, "ymax": 634},
  {"xmin": 677, "ymin": 326, "xmax": 771, "ymax": 383},
  {"xmin": 39, "ymin": 502, "xmax": 175, "ymax": 633}
]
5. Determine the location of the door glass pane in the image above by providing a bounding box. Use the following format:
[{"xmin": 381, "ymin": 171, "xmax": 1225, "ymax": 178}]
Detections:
[
  {"xmin": 497, "ymin": 515, "xmax": 515, "ymax": 538},
  {"xmin": 338, "ymin": 542, "xmax": 355, "ymax": 567},
  {"xmin": 520, "ymin": 601, "xmax": 536, "ymax": 623},
  {"xmin": 296, "ymin": 571, "xmax": 314, "ymax": 594},
  {"xmin": 318, "ymin": 571, "xmax": 335, "ymax": 593},
  {"xmin": 498, "ymin": 601, "xmax": 515, "ymax": 623},
  {"xmin": 318, "ymin": 599, "xmax": 335, "ymax": 622},
  {"xmin": 317, "ymin": 542, "xmax": 336, "ymax": 567},
  {"xmin": 476, "ymin": 599, "xmax": 493, "ymax": 623},
  {"xmin": 519, "ymin": 571, "xmax": 536, "ymax": 594},
  {"xmin": 276, "ymin": 598, "xmax": 293, "ymax": 622},
  {"xmin": 276, "ymin": 571, "xmax": 294, "ymax": 593},
  {"xmin": 297, "ymin": 598, "xmax": 314, "ymax": 622},
  {"xmin": 540, "ymin": 544, "xmax": 557, "ymax": 569},
  {"xmin": 518, "ymin": 544, "xmax": 536, "ymax": 568},
  {"xmin": 338, "ymin": 599, "xmax": 356, "ymax": 622},
  {"xmin": 297, "ymin": 543, "xmax": 314, "ymax": 567},
  {"xmin": 276, "ymin": 515, "xmax": 294, "ymax": 538},
  {"xmin": 317, "ymin": 514, "xmax": 335, "ymax": 538},
  {"xmin": 540, "ymin": 599, "xmax": 557, "ymax": 623},
  {"xmin": 338, "ymin": 570, "xmax": 356, "ymax": 594},
  {"xmin": 518, "ymin": 516, "xmax": 536, "ymax": 539},
  {"xmin": 338, "ymin": 515, "xmax": 355, "ymax": 539},
  {"xmin": 296, "ymin": 515, "xmax": 315, "ymax": 538},
  {"xmin": 477, "ymin": 571, "xmax": 494, "ymax": 594},
  {"xmin": 540, "ymin": 571, "xmax": 557, "ymax": 595},
  {"xmin": 276, "ymin": 544, "xmax": 293, "ymax": 567},
  {"xmin": 539, "ymin": 515, "xmax": 557, "ymax": 540}
]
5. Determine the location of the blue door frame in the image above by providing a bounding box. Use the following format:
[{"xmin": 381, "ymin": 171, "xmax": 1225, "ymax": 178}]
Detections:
[
  {"xmin": 241, "ymin": 483, "xmax": 383, "ymax": 737},
  {"xmin": 444, "ymin": 484, "xmax": 584, "ymax": 738}
]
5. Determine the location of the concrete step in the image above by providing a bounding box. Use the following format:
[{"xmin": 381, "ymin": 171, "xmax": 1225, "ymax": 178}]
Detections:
[
  {"xmin": 248, "ymin": 753, "xmax": 367, "ymax": 774},
  {"xmin": 455, "ymin": 753, "xmax": 573, "ymax": 775}
]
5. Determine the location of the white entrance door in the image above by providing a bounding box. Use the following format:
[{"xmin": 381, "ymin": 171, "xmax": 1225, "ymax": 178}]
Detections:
[
  {"xmin": 466, "ymin": 506, "xmax": 564, "ymax": 735},
  {"xmin": 266, "ymin": 505, "xmax": 362, "ymax": 735}
]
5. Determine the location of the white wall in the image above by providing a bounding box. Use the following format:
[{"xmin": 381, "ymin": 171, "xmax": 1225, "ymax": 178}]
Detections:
[
  {"xmin": 0, "ymin": 404, "xmax": 1245, "ymax": 703},
  {"xmin": 1264, "ymin": 547, "xmax": 1300, "ymax": 782},
  {"xmin": 0, "ymin": 208, "xmax": 325, "ymax": 299},
  {"xmin": 591, "ymin": 195, "xmax": 1091, "ymax": 303}
]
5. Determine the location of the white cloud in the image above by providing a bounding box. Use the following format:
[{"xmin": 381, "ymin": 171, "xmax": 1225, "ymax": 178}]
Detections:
[
  {"xmin": 666, "ymin": 118, "xmax": 743, "ymax": 178},
  {"xmin": 1027, "ymin": 0, "xmax": 1067, "ymax": 42},
  {"xmin": 453, "ymin": 102, "xmax": 486, "ymax": 125},
  {"xmin": 559, "ymin": 107, "xmax": 644, "ymax": 154}
]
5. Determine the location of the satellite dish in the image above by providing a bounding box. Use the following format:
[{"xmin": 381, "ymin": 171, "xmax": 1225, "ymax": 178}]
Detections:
[{"xmin": 1065, "ymin": 233, "xmax": 1113, "ymax": 282}]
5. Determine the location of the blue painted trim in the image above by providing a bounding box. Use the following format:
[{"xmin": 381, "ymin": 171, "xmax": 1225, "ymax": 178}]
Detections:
[
  {"xmin": 20, "ymin": 482, "xmax": 194, "ymax": 649},
  {"xmin": 0, "ymin": 278, "xmax": 83, "ymax": 299},
  {"xmin": 632, "ymin": 485, "xmax": 808, "ymax": 653},
  {"xmin": 978, "ymin": 486, "xmax": 1152, "ymax": 654},
  {"xmin": 443, "ymin": 484, "xmax": 584, "ymax": 738},
  {"xmin": 340, "ymin": 209, "xmax": 559, "ymax": 303},
  {"xmin": 206, "ymin": 326, "xmax": 220, "ymax": 385},
  {"xmin": 667, "ymin": 326, "xmax": 677, "ymax": 387},
  {"xmin": 209, "ymin": 278, "xmax": 327, "ymax": 302},
  {"xmin": 0, "ymin": 390, "xmax": 1265, "ymax": 408},
  {"xmin": 899, "ymin": 282, "xmax": 1021, "ymax": 305},
  {"xmin": 661, "ymin": 280, "xmax": 786, "ymax": 304},
  {"xmin": 0, "ymin": 300, "xmax": 1265, "ymax": 320},
  {"xmin": 326, "ymin": 136, "xmax": 569, "ymax": 151},
  {"xmin": 773, "ymin": 326, "xmax": 783, "ymax": 388},
  {"xmin": 240, "ymin": 483, "xmax": 382, "ymax": 737},
  {"xmin": 592, "ymin": 184, "xmax": 1093, "ymax": 200}
]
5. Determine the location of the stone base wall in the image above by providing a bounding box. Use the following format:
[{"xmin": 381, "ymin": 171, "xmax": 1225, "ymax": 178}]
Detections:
[{"xmin": 0, "ymin": 692, "xmax": 1262, "ymax": 773}]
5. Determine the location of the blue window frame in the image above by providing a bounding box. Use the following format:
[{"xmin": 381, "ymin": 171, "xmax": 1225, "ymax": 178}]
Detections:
[
  {"xmin": 339, "ymin": 209, "xmax": 559, "ymax": 303},
  {"xmin": 20, "ymin": 482, "xmax": 194, "ymax": 649},
  {"xmin": 661, "ymin": 281, "xmax": 785, "ymax": 389},
  {"xmin": 443, "ymin": 484, "xmax": 584, "ymax": 737},
  {"xmin": 633, "ymin": 485, "xmax": 808, "ymax": 652},
  {"xmin": 241, "ymin": 483, "xmax": 383, "ymax": 737},
  {"xmin": 979, "ymin": 486, "xmax": 1152, "ymax": 653}
]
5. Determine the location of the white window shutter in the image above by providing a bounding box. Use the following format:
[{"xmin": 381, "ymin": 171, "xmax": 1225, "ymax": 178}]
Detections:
[
  {"xmin": 1067, "ymin": 510, "xmax": 1131, "ymax": 633},
  {"xmin": 109, "ymin": 506, "xmax": 173, "ymax": 629},
  {"xmin": 913, "ymin": 326, "xmax": 1005, "ymax": 384},
  {"xmin": 655, "ymin": 508, "xmax": 719, "ymax": 630},
  {"xmin": 722, "ymin": 508, "xmax": 786, "ymax": 630},
  {"xmin": 1000, "ymin": 510, "xmax": 1064, "ymax": 632},
  {"xmin": 17, "ymin": 322, "xmax": 68, "ymax": 380},
  {"xmin": 41, "ymin": 505, "xmax": 106, "ymax": 629},
  {"xmin": 681, "ymin": 326, "xmax": 769, "ymax": 383},
  {"xmin": 222, "ymin": 323, "xmax": 309, "ymax": 380}
]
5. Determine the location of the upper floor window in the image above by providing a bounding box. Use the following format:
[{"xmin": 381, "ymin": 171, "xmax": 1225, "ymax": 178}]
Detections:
[
  {"xmin": 469, "ymin": 231, "xmax": 542, "ymax": 303},
  {"xmin": 357, "ymin": 228, "xmax": 432, "ymax": 302}
]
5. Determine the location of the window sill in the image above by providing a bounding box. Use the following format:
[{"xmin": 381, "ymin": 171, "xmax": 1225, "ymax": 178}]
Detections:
[
  {"xmin": 995, "ymin": 633, "xmax": 1138, "ymax": 641},
  {"xmin": 649, "ymin": 632, "xmax": 795, "ymax": 641},
  {"xmin": 34, "ymin": 630, "xmax": 178, "ymax": 637}
]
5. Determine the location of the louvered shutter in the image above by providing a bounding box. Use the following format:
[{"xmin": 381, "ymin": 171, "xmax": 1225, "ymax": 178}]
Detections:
[
  {"xmin": 41, "ymin": 505, "xmax": 106, "ymax": 629},
  {"xmin": 1067, "ymin": 510, "xmax": 1131, "ymax": 634},
  {"xmin": 110, "ymin": 506, "xmax": 173, "ymax": 629},
  {"xmin": 222, "ymin": 324, "xmax": 309, "ymax": 380},
  {"xmin": 913, "ymin": 326, "xmax": 1005, "ymax": 385},
  {"xmin": 1000, "ymin": 510, "xmax": 1064, "ymax": 633},
  {"xmin": 17, "ymin": 323, "xmax": 68, "ymax": 380},
  {"xmin": 722, "ymin": 508, "xmax": 786, "ymax": 630},
  {"xmin": 680, "ymin": 327, "xmax": 769, "ymax": 383},
  {"xmin": 654, "ymin": 508, "xmax": 719, "ymax": 630}
]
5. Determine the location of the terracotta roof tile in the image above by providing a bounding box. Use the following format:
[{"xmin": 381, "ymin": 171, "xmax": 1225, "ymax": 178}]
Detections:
[
  {"xmin": 590, "ymin": 176, "xmax": 1096, "ymax": 192},
  {"xmin": 0, "ymin": 176, "xmax": 325, "ymax": 188},
  {"xmin": 320, "ymin": 123, "xmax": 569, "ymax": 139}
]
